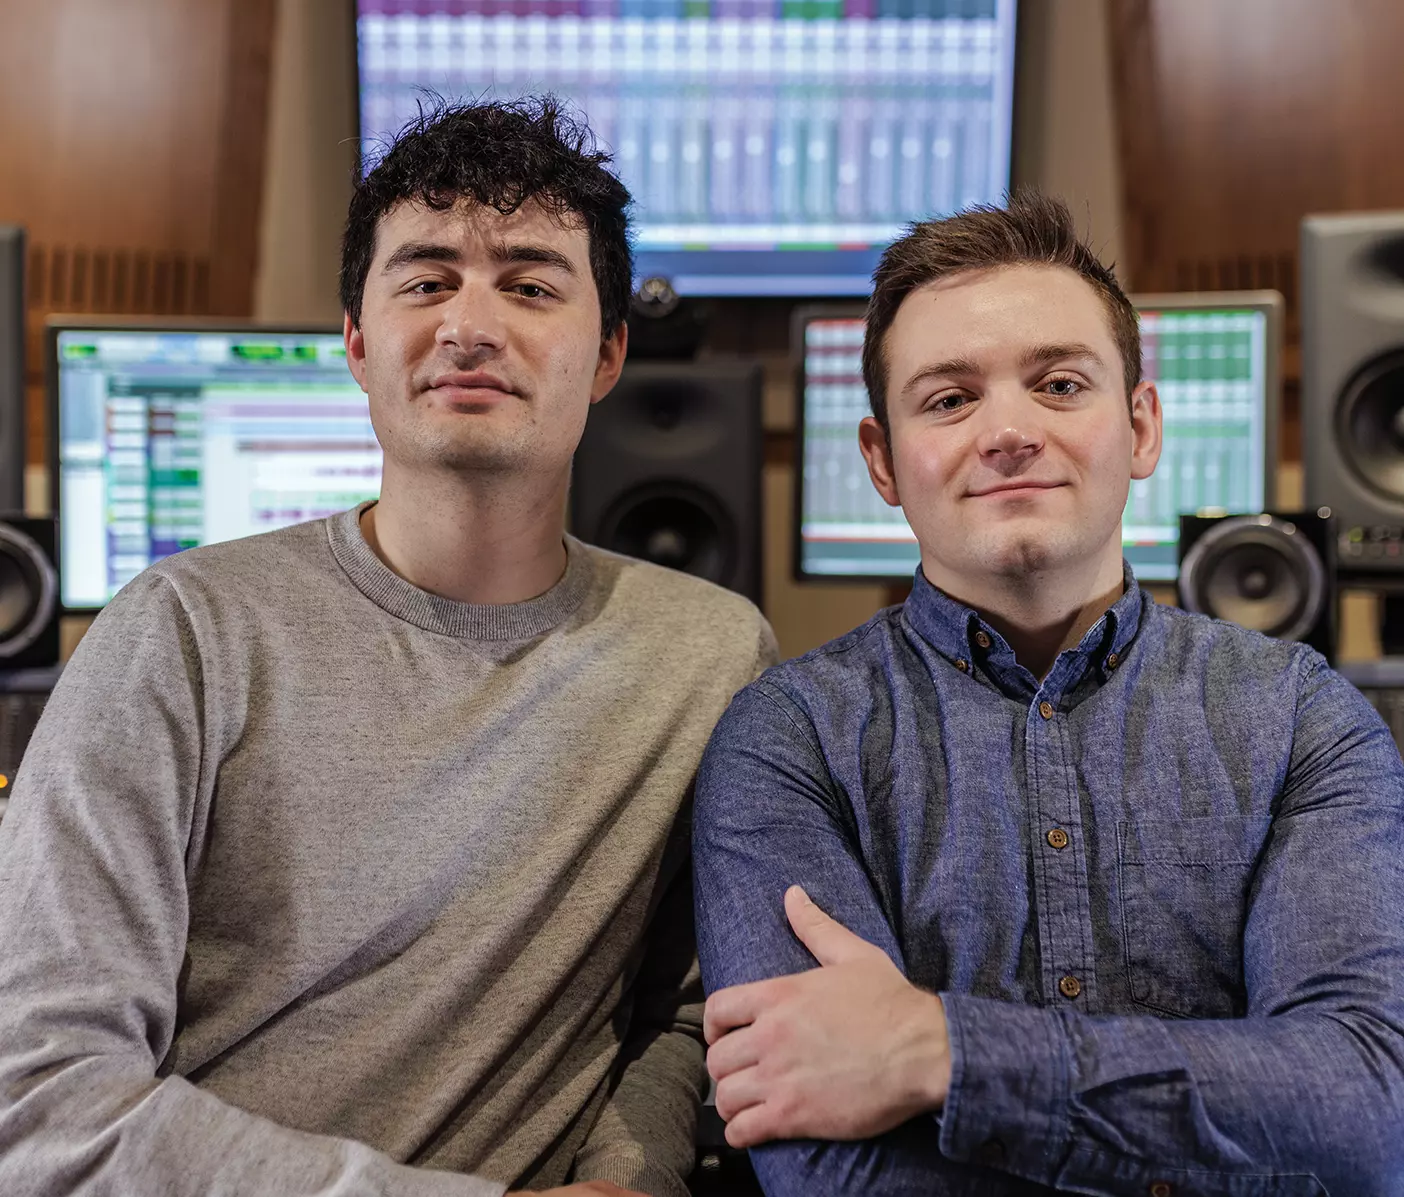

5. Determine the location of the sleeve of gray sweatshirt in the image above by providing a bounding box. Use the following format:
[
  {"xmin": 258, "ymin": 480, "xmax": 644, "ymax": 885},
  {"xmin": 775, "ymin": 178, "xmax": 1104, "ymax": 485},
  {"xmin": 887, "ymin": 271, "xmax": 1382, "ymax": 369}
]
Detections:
[
  {"xmin": 570, "ymin": 620, "xmax": 781, "ymax": 1197},
  {"xmin": 0, "ymin": 575, "xmax": 503, "ymax": 1197},
  {"xmin": 570, "ymin": 858, "xmax": 706, "ymax": 1197}
]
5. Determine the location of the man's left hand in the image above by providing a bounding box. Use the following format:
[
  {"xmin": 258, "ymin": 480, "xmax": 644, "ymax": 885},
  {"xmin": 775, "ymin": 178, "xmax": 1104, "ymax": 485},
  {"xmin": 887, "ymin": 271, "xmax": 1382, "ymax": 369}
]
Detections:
[{"xmin": 703, "ymin": 886, "xmax": 952, "ymax": 1148}]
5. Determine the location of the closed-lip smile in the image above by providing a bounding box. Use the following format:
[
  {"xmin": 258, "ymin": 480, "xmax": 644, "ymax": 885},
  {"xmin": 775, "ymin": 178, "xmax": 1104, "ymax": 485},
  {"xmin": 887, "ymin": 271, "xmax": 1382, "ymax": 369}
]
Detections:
[
  {"xmin": 968, "ymin": 480, "xmax": 1065, "ymax": 497},
  {"xmin": 427, "ymin": 371, "xmax": 516, "ymax": 395}
]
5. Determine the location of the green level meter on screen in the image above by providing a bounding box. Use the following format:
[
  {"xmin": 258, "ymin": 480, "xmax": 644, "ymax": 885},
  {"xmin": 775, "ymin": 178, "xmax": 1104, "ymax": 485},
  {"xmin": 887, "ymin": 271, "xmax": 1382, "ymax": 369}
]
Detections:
[
  {"xmin": 232, "ymin": 343, "xmax": 319, "ymax": 364},
  {"xmin": 780, "ymin": 0, "xmax": 844, "ymax": 17}
]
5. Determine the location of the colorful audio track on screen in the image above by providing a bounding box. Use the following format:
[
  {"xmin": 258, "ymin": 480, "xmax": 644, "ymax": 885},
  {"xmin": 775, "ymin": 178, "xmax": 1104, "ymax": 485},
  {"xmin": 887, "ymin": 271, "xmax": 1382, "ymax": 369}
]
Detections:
[
  {"xmin": 798, "ymin": 306, "xmax": 1272, "ymax": 581},
  {"xmin": 356, "ymin": 0, "xmax": 1018, "ymax": 295},
  {"xmin": 53, "ymin": 329, "xmax": 381, "ymax": 609}
]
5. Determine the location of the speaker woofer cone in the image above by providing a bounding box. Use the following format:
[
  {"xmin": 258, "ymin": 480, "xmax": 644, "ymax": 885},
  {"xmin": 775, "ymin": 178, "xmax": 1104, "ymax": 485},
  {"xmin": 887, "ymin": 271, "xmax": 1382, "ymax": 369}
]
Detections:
[
  {"xmin": 1180, "ymin": 515, "xmax": 1326, "ymax": 643},
  {"xmin": 596, "ymin": 483, "xmax": 736, "ymax": 585},
  {"xmin": 1337, "ymin": 348, "xmax": 1404, "ymax": 503},
  {"xmin": 0, "ymin": 524, "xmax": 57, "ymax": 659}
]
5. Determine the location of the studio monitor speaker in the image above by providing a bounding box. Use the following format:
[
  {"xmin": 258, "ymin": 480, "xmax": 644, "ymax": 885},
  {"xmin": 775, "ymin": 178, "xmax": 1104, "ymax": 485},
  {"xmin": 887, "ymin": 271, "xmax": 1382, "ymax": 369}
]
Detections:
[
  {"xmin": 1302, "ymin": 210, "xmax": 1404, "ymax": 576},
  {"xmin": 0, "ymin": 516, "xmax": 59, "ymax": 670},
  {"xmin": 1179, "ymin": 512, "xmax": 1336, "ymax": 662},
  {"xmin": 572, "ymin": 362, "xmax": 762, "ymax": 603}
]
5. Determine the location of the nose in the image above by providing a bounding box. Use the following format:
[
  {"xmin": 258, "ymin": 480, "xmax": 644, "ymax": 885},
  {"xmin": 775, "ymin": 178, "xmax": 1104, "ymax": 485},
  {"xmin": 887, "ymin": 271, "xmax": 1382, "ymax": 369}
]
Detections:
[
  {"xmin": 436, "ymin": 282, "xmax": 507, "ymax": 357},
  {"xmin": 976, "ymin": 390, "xmax": 1044, "ymax": 472}
]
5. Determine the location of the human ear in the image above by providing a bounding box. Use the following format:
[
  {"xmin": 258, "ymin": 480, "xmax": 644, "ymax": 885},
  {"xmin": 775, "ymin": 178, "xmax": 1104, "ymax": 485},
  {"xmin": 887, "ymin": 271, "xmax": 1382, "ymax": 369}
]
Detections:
[
  {"xmin": 859, "ymin": 415, "xmax": 902, "ymax": 507},
  {"xmin": 1128, "ymin": 380, "xmax": 1163, "ymax": 481},
  {"xmin": 590, "ymin": 321, "xmax": 628, "ymax": 404},
  {"xmin": 344, "ymin": 312, "xmax": 369, "ymax": 394}
]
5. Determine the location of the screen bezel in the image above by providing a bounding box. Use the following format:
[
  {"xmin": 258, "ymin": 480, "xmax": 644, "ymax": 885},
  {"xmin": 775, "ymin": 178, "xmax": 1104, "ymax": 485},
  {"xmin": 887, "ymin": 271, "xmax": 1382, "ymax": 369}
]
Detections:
[
  {"xmin": 350, "ymin": 0, "xmax": 1024, "ymax": 301},
  {"xmin": 45, "ymin": 316, "xmax": 356, "ymax": 614},
  {"xmin": 790, "ymin": 289, "xmax": 1286, "ymax": 584},
  {"xmin": 0, "ymin": 226, "xmax": 25, "ymax": 515}
]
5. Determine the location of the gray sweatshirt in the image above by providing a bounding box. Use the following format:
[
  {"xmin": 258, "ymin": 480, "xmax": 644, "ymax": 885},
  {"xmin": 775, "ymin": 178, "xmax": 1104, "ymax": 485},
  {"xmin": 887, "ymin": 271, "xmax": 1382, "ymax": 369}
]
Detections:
[{"xmin": 0, "ymin": 506, "xmax": 776, "ymax": 1197}]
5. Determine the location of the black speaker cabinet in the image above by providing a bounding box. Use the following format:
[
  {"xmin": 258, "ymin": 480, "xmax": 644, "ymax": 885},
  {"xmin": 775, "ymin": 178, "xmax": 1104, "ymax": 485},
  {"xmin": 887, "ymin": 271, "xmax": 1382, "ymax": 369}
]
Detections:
[
  {"xmin": 572, "ymin": 362, "xmax": 763, "ymax": 603},
  {"xmin": 0, "ymin": 227, "xmax": 24, "ymax": 515},
  {"xmin": 1302, "ymin": 210, "xmax": 1404, "ymax": 579},
  {"xmin": 0, "ymin": 516, "xmax": 59, "ymax": 670},
  {"xmin": 1179, "ymin": 512, "xmax": 1336, "ymax": 662}
]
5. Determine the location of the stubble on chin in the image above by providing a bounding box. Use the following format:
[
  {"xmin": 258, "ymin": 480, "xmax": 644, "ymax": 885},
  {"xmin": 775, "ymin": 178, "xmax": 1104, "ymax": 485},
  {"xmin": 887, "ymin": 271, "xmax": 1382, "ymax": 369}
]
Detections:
[
  {"xmin": 977, "ymin": 528, "xmax": 1059, "ymax": 577},
  {"xmin": 385, "ymin": 416, "xmax": 535, "ymax": 475}
]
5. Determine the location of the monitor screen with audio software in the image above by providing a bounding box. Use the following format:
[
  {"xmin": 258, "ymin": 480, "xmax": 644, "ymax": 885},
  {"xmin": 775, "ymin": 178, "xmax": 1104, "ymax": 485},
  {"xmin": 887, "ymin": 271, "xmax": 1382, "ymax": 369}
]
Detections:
[
  {"xmin": 356, "ymin": 0, "xmax": 1018, "ymax": 297},
  {"xmin": 795, "ymin": 291, "xmax": 1283, "ymax": 581},
  {"xmin": 49, "ymin": 324, "xmax": 382, "ymax": 611}
]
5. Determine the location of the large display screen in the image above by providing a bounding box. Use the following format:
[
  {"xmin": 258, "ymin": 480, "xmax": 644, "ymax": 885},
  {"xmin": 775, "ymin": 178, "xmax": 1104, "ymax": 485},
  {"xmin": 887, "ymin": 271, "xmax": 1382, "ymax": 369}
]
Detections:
[
  {"xmin": 356, "ymin": 0, "xmax": 1019, "ymax": 296},
  {"xmin": 796, "ymin": 294, "xmax": 1282, "ymax": 581},
  {"xmin": 51, "ymin": 326, "xmax": 381, "ymax": 609}
]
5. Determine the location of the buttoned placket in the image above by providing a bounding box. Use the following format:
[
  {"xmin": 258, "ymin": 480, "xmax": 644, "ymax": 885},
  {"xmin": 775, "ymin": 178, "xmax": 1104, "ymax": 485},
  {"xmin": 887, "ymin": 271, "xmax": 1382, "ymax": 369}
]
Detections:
[{"xmin": 1023, "ymin": 650, "xmax": 1102, "ymax": 1012}]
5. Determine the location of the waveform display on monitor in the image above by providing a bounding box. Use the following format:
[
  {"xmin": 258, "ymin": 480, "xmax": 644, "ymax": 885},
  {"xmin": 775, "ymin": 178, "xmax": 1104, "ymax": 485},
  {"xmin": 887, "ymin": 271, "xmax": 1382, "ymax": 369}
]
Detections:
[
  {"xmin": 798, "ymin": 307, "xmax": 1271, "ymax": 580},
  {"xmin": 357, "ymin": 0, "xmax": 1018, "ymax": 293}
]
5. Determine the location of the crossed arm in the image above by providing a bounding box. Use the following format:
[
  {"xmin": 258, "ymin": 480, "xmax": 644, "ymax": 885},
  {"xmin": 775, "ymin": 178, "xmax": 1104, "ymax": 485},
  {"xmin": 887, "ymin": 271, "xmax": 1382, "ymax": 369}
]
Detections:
[{"xmin": 692, "ymin": 675, "xmax": 1404, "ymax": 1197}]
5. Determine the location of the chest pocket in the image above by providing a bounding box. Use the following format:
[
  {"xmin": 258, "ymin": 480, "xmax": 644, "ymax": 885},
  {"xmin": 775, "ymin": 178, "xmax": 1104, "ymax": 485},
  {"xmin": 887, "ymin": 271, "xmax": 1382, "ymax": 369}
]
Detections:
[{"xmin": 1117, "ymin": 815, "xmax": 1272, "ymax": 1019}]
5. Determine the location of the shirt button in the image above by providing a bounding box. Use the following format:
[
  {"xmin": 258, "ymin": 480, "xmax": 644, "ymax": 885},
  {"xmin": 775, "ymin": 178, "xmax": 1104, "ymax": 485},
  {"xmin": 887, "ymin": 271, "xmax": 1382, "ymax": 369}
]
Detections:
[
  {"xmin": 954, "ymin": 658, "xmax": 969, "ymax": 673},
  {"xmin": 1149, "ymin": 1184, "xmax": 1173, "ymax": 1197},
  {"xmin": 974, "ymin": 630, "xmax": 992, "ymax": 650},
  {"xmin": 1106, "ymin": 651, "xmax": 1120, "ymax": 670},
  {"xmin": 1058, "ymin": 975, "xmax": 1081, "ymax": 999},
  {"xmin": 1038, "ymin": 700, "xmax": 1054, "ymax": 720},
  {"xmin": 1046, "ymin": 827, "xmax": 1069, "ymax": 850},
  {"xmin": 973, "ymin": 1138, "xmax": 1006, "ymax": 1166}
]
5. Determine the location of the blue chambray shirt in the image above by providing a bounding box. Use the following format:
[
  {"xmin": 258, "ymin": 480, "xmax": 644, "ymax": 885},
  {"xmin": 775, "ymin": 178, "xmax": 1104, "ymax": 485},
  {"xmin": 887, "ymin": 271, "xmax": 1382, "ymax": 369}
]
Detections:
[{"xmin": 693, "ymin": 566, "xmax": 1404, "ymax": 1196}]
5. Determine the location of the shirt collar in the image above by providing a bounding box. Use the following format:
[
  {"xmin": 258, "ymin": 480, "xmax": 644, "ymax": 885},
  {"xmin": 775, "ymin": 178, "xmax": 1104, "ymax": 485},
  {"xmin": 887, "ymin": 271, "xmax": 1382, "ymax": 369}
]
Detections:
[{"xmin": 901, "ymin": 561, "xmax": 1148, "ymax": 702}]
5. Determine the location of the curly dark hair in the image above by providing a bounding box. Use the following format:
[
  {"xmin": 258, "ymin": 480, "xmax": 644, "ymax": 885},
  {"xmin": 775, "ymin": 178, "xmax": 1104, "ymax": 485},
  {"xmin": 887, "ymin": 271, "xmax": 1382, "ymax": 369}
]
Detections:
[
  {"xmin": 862, "ymin": 191, "xmax": 1140, "ymax": 433},
  {"xmin": 340, "ymin": 96, "xmax": 633, "ymax": 338}
]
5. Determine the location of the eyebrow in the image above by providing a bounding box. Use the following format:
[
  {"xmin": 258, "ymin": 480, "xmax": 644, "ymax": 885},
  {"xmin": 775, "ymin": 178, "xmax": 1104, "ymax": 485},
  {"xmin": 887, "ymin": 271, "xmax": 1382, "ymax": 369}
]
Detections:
[
  {"xmin": 379, "ymin": 239, "xmax": 579, "ymax": 277},
  {"xmin": 900, "ymin": 341, "xmax": 1108, "ymax": 394},
  {"xmin": 490, "ymin": 242, "xmax": 579, "ymax": 276},
  {"xmin": 380, "ymin": 241, "xmax": 461, "ymax": 275}
]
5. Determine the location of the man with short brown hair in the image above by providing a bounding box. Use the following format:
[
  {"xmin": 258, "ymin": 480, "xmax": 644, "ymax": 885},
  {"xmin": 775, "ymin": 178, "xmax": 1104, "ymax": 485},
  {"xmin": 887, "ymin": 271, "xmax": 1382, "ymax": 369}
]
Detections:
[{"xmin": 694, "ymin": 192, "xmax": 1404, "ymax": 1195}]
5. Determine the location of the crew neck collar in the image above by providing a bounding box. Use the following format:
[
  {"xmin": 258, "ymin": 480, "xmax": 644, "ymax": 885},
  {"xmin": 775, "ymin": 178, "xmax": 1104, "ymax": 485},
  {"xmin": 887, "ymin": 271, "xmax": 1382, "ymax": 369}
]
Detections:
[{"xmin": 326, "ymin": 502, "xmax": 593, "ymax": 641}]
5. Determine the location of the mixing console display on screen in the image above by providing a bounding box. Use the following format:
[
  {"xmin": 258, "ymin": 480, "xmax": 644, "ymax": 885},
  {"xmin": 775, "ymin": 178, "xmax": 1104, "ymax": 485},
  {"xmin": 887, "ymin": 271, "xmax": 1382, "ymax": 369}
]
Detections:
[
  {"xmin": 798, "ymin": 304, "xmax": 1273, "ymax": 580},
  {"xmin": 356, "ymin": 0, "xmax": 1018, "ymax": 296},
  {"xmin": 52, "ymin": 328, "xmax": 381, "ymax": 609}
]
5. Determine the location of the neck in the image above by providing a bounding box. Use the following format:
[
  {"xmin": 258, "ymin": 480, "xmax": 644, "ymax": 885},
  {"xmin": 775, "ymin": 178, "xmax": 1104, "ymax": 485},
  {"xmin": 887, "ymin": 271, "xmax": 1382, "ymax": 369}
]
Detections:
[
  {"xmin": 925, "ymin": 549, "xmax": 1126, "ymax": 681},
  {"xmin": 363, "ymin": 462, "xmax": 570, "ymax": 606}
]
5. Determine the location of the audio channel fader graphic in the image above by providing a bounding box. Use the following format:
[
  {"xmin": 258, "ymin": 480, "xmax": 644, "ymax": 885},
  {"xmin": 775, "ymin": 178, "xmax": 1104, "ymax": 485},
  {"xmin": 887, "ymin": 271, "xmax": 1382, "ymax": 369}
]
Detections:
[{"xmin": 357, "ymin": 0, "xmax": 1019, "ymax": 293}]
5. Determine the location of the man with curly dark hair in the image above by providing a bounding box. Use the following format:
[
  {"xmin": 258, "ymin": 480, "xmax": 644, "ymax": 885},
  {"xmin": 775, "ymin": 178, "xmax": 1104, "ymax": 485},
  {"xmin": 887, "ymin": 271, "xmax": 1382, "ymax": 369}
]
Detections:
[{"xmin": 0, "ymin": 98, "xmax": 774, "ymax": 1197}]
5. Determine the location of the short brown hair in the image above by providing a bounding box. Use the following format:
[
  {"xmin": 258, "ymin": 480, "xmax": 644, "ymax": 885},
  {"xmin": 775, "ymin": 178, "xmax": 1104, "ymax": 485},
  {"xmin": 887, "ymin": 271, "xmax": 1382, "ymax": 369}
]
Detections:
[{"xmin": 861, "ymin": 191, "xmax": 1141, "ymax": 432}]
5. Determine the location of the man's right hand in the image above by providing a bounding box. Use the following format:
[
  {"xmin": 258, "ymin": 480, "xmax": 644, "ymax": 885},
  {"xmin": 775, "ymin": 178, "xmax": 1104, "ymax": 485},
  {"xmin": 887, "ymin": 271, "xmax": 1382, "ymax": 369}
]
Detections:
[{"xmin": 514, "ymin": 1184, "xmax": 648, "ymax": 1196}]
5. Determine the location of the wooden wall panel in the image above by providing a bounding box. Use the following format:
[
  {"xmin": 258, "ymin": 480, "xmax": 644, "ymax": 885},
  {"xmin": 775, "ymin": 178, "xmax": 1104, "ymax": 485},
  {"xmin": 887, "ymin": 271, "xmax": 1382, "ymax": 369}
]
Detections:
[
  {"xmin": 0, "ymin": 0, "xmax": 276, "ymax": 467},
  {"xmin": 1108, "ymin": 0, "xmax": 1404, "ymax": 459}
]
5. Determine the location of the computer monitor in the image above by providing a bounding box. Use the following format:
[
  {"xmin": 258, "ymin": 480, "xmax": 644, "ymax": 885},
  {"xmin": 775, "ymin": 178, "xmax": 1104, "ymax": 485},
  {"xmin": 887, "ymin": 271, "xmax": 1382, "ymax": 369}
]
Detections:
[
  {"xmin": 0, "ymin": 227, "xmax": 24, "ymax": 513},
  {"xmin": 48, "ymin": 322, "xmax": 381, "ymax": 611},
  {"xmin": 355, "ymin": 0, "xmax": 1019, "ymax": 297},
  {"xmin": 794, "ymin": 291, "xmax": 1284, "ymax": 581}
]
